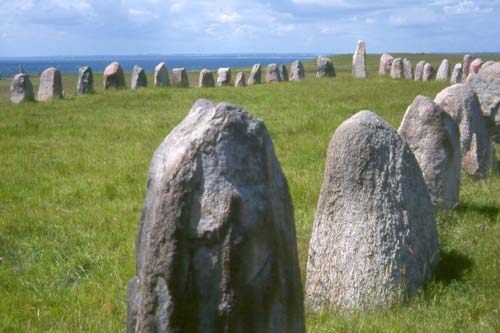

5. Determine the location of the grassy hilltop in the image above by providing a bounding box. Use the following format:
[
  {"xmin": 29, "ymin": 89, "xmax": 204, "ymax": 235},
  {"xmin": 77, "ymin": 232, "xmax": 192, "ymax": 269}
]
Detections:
[{"xmin": 0, "ymin": 54, "xmax": 499, "ymax": 332}]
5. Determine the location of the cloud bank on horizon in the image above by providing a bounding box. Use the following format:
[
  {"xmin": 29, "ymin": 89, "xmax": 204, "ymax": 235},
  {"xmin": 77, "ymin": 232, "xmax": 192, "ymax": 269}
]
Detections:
[{"xmin": 0, "ymin": 0, "xmax": 499, "ymax": 56}]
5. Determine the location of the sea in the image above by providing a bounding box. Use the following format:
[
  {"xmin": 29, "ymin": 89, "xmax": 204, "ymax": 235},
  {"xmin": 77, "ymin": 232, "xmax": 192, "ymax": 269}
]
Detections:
[{"xmin": 0, "ymin": 53, "xmax": 319, "ymax": 78}]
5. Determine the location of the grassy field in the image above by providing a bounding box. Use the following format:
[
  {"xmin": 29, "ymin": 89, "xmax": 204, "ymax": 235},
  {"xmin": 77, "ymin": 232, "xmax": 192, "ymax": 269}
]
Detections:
[{"xmin": 0, "ymin": 54, "xmax": 499, "ymax": 332}]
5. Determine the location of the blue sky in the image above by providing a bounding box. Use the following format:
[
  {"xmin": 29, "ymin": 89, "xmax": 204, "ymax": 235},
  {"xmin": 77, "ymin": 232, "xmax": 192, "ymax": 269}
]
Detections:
[{"xmin": 1, "ymin": 0, "xmax": 499, "ymax": 56}]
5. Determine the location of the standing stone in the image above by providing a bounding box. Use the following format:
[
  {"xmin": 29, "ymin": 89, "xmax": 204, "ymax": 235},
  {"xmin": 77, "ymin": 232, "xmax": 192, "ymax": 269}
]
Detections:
[
  {"xmin": 451, "ymin": 64, "xmax": 463, "ymax": 84},
  {"xmin": 77, "ymin": 66, "xmax": 93, "ymax": 96},
  {"xmin": 305, "ymin": 111, "xmax": 439, "ymax": 311},
  {"xmin": 399, "ymin": 96, "xmax": 461, "ymax": 209},
  {"xmin": 478, "ymin": 62, "xmax": 500, "ymax": 79},
  {"xmin": 103, "ymin": 62, "xmax": 126, "ymax": 90},
  {"xmin": 278, "ymin": 64, "xmax": 289, "ymax": 82},
  {"xmin": 316, "ymin": 56, "xmax": 335, "ymax": 78},
  {"xmin": 266, "ymin": 64, "xmax": 281, "ymax": 84},
  {"xmin": 10, "ymin": 73, "xmax": 34, "ymax": 103},
  {"xmin": 247, "ymin": 64, "xmax": 262, "ymax": 85},
  {"xmin": 131, "ymin": 65, "xmax": 148, "ymax": 90},
  {"xmin": 154, "ymin": 62, "xmax": 170, "ymax": 87},
  {"xmin": 378, "ymin": 53, "xmax": 394, "ymax": 76},
  {"xmin": 352, "ymin": 40, "xmax": 367, "ymax": 78},
  {"xmin": 390, "ymin": 58, "xmax": 403, "ymax": 79},
  {"xmin": 198, "ymin": 69, "xmax": 215, "ymax": 88},
  {"xmin": 171, "ymin": 68, "xmax": 189, "ymax": 88},
  {"xmin": 234, "ymin": 72, "xmax": 246, "ymax": 87},
  {"xmin": 216, "ymin": 68, "xmax": 231, "ymax": 87},
  {"xmin": 403, "ymin": 58, "xmax": 414, "ymax": 80},
  {"xmin": 289, "ymin": 60, "xmax": 305, "ymax": 81},
  {"xmin": 423, "ymin": 63, "xmax": 435, "ymax": 81},
  {"xmin": 469, "ymin": 58, "xmax": 484, "ymax": 76},
  {"xmin": 462, "ymin": 54, "xmax": 474, "ymax": 82},
  {"xmin": 435, "ymin": 84, "xmax": 491, "ymax": 178},
  {"xmin": 37, "ymin": 67, "xmax": 63, "ymax": 101},
  {"xmin": 436, "ymin": 59, "xmax": 450, "ymax": 82},
  {"xmin": 126, "ymin": 99, "xmax": 305, "ymax": 333},
  {"xmin": 415, "ymin": 61, "xmax": 426, "ymax": 81}
]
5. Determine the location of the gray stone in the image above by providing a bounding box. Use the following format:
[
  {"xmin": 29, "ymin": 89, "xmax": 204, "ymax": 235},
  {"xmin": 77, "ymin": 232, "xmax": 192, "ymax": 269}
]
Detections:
[
  {"xmin": 77, "ymin": 66, "xmax": 93, "ymax": 96},
  {"xmin": 305, "ymin": 110, "xmax": 439, "ymax": 311},
  {"xmin": 198, "ymin": 69, "xmax": 215, "ymax": 88},
  {"xmin": 423, "ymin": 63, "xmax": 435, "ymax": 81},
  {"xmin": 126, "ymin": 99, "xmax": 305, "ymax": 333},
  {"xmin": 435, "ymin": 84, "xmax": 491, "ymax": 178},
  {"xmin": 478, "ymin": 62, "xmax": 500, "ymax": 79},
  {"xmin": 37, "ymin": 67, "xmax": 63, "ymax": 101},
  {"xmin": 247, "ymin": 64, "xmax": 262, "ymax": 85},
  {"xmin": 103, "ymin": 62, "xmax": 126, "ymax": 90},
  {"xmin": 10, "ymin": 73, "xmax": 34, "ymax": 103},
  {"xmin": 289, "ymin": 60, "xmax": 305, "ymax": 81},
  {"xmin": 451, "ymin": 64, "xmax": 463, "ymax": 84},
  {"xmin": 278, "ymin": 64, "xmax": 288, "ymax": 82},
  {"xmin": 436, "ymin": 59, "xmax": 450, "ymax": 82},
  {"xmin": 352, "ymin": 40, "xmax": 367, "ymax": 78},
  {"xmin": 216, "ymin": 68, "xmax": 231, "ymax": 87},
  {"xmin": 171, "ymin": 68, "xmax": 189, "ymax": 88},
  {"xmin": 462, "ymin": 54, "xmax": 474, "ymax": 82},
  {"xmin": 390, "ymin": 58, "xmax": 404, "ymax": 79},
  {"xmin": 469, "ymin": 58, "xmax": 483, "ymax": 76},
  {"xmin": 403, "ymin": 58, "xmax": 414, "ymax": 80},
  {"xmin": 131, "ymin": 65, "xmax": 148, "ymax": 90},
  {"xmin": 316, "ymin": 56, "xmax": 335, "ymax": 78},
  {"xmin": 378, "ymin": 53, "xmax": 394, "ymax": 76},
  {"xmin": 266, "ymin": 64, "xmax": 281, "ymax": 84},
  {"xmin": 399, "ymin": 96, "xmax": 461, "ymax": 209},
  {"xmin": 482, "ymin": 61, "xmax": 495, "ymax": 69},
  {"xmin": 154, "ymin": 62, "xmax": 170, "ymax": 87},
  {"xmin": 415, "ymin": 61, "xmax": 426, "ymax": 81},
  {"xmin": 234, "ymin": 72, "xmax": 246, "ymax": 87}
]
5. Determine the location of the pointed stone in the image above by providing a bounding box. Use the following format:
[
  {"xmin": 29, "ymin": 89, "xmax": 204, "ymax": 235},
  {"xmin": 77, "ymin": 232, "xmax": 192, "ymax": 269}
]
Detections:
[
  {"xmin": 352, "ymin": 40, "xmax": 367, "ymax": 78},
  {"xmin": 451, "ymin": 64, "xmax": 463, "ymax": 84},
  {"xmin": 103, "ymin": 62, "xmax": 126, "ymax": 90},
  {"xmin": 247, "ymin": 64, "xmax": 262, "ymax": 85},
  {"xmin": 462, "ymin": 54, "xmax": 474, "ymax": 82},
  {"xmin": 198, "ymin": 68, "xmax": 215, "ymax": 88},
  {"xmin": 379, "ymin": 53, "xmax": 394, "ymax": 76},
  {"xmin": 77, "ymin": 66, "xmax": 93, "ymax": 96},
  {"xmin": 415, "ymin": 61, "xmax": 426, "ymax": 81},
  {"xmin": 216, "ymin": 68, "xmax": 231, "ymax": 87},
  {"xmin": 423, "ymin": 63, "xmax": 435, "ymax": 81},
  {"xmin": 38, "ymin": 67, "xmax": 63, "ymax": 101},
  {"xmin": 316, "ymin": 56, "xmax": 335, "ymax": 78},
  {"xmin": 171, "ymin": 68, "xmax": 189, "ymax": 88},
  {"xmin": 131, "ymin": 65, "xmax": 148, "ymax": 90},
  {"xmin": 469, "ymin": 58, "xmax": 484, "ymax": 77},
  {"xmin": 289, "ymin": 60, "xmax": 305, "ymax": 81},
  {"xmin": 278, "ymin": 64, "xmax": 289, "ymax": 82},
  {"xmin": 266, "ymin": 64, "xmax": 281, "ymax": 84},
  {"xmin": 403, "ymin": 58, "xmax": 414, "ymax": 80},
  {"xmin": 390, "ymin": 58, "xmax": 403, "ymax": 79},
  {"xmin": 154, "ymin": 62, "xmax": 170, "ymax": 87},
  {"xmin": 436, "ymin": 59, "xmax": 450, "ymax": 82},
  {"xmin": 234, "ymin": 72, "xmax": 246, "ymax": 87},
  {"xmin": 10, "ymin": 73, "xmax": 34, "ymax": 103}
]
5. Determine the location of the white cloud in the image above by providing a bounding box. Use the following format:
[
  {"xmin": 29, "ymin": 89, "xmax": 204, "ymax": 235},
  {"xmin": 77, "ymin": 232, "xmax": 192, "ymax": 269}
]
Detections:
[
  {"xmin": 443, "ymin": 0, "xmax": 493, "ymax": 14},
  {"xmin": 214, "ymin": 12, "xmax": 242, "ymax": 23},
  {"xmin": 128, "ymin": 8, "xmax": 159, "ymax": 18}
]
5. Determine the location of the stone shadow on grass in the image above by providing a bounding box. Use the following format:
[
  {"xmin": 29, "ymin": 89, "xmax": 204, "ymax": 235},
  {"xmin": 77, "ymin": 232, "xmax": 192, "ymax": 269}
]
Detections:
[
  {"xmin": 433, "ymin": 250, "xmax": 474, "ymax": 285},
  {"xmin": 456, "ymin": 202, "xmax": 500, "ymax": 222}
]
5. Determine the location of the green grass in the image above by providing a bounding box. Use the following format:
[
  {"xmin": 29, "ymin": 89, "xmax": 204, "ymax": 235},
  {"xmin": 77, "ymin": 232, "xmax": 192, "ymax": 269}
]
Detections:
[{"xmin": 0, "ymin": 54, "xmax": 499, "ymax": 332}]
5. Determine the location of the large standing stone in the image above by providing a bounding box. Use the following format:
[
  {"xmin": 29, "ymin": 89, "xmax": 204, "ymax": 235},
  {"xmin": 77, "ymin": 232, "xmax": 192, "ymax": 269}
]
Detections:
[
  {"xmin": 37, "ymin": 67, "xmax": 63, "ymax": 101},
  {"xmin": 77, "ymin": 66, "xmax": 93, "ymax": 96},
  {"xmin": 378, "ymin": 53, "xmax": 394, "ymax": 76},
  {"xmin": 436, "ymin": 59, "xmax": 450, "ymax": 82},
  {"xmin": 247, "ymin": 64, "xmax": 262, "ymax": 85},
  {"xmin": 305, "ymin": 111, "xmax": 439, "ymax": 311},
  {"xmin": 390, "ymin": 58, "xmax": 403, "ymax": 79},
  {"xmin": 131, "ymin": 65, "xmax": 148, "ymax": 90},
  {"xmin": 198, "ymin": 69, "xmax": 215, "ymax": 88},
  {"xmin": 103, "ymin": 62, "xmax": 126, "ymax": 90},
  {"xmin": 10, "ymin": 73, "xmax": 34, "ymax": 103},
  {"xmin": 415, "ymin": 61, "xmax": 426, "ymax": 81},
  {"xmin": 216, "ymin": 68, "xmax": 231, "ymax": 87},
  {"xmin": 289, "ymin": 60, "xmax": 305, "ymax": 81},
  {"xmin": 126, "ymin": 99, "xmax": 305, "ymax": 333},
  {"xmin": 435, "ymin": 84, "xmax": 491, "ymax": 178},
  {"xmin": 352, "ymin": 40, "xmax": 367, "ymax": 78},
  {"xmin": 171, "ymin": 68, "xmax": 189, "ymax": 88},
  {"xmin": 234, "ymin": 72, "xmax": 246, "ymax": 87},
  {"xmin": 469, "ymin": 58, "xmax": 484, "ymax": 77},
  {"xmin": 266, "ymin": 64, "xmax": 281, "ymax": 84},
  {"xmin": 278, "ymin": 64, "xmax": 288, "ymax": 82},
  {"xmin": 451, "ymin": 63, "xmax": 463, "ymax": 84},
  {"xmin": 316, "ymin": 56, "xmax": 335, "ymax": 78},
  {"xmin": 154, "ymin": 62, "xmax": 170, "ymax": 87},
  {"xmin": 462, "ymin": 54, "xmax": 474, "ymax": 82},
  {"xmin": 478, "ymin": 62, "xmax": 500, "ymax": 79},
  {"xmin": 403, "ymin": 58, "xmax": 414, "ymax": 80},
  {"xmin": 423, "ymin": 63, "xmax": 435, "ymax": 81},
  {"xmin": 399, "ymin": 96, "xmax": 461, "ymax": 209}
]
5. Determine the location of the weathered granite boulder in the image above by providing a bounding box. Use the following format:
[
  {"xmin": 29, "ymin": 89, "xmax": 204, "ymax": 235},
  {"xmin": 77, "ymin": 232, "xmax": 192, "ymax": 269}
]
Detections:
[
  {"xmin": 37, "ymin": 67, "xmax": 63, "ymax": 101},
  {"xmin": 378, "ymin": 53, "xmax": 394, "ymax": 76},
  {"xmin": 278, "ymin": 64, "xmax": 288, "ymax": 82},
  {"xmin": 316, "ymin": 56, "xmax": 335, "ymax": 78},
  {"xmin": 403, "ymin": 58, "xmax": 414, "ymax": 80},
  {"xmin": 266, "ymin": 64, "xmax": 281, "ymax": 84},
  {"xmin": 481, "ymin": 61, "xmax": 495, "ymax": 70},
  {"xmin": 399, "ymin": 96, "xmax": 461, "ymax": 209},
  {"xmin": 10, "ymin": 73, "xmax": 34, "ymax": 103},
  {"xmin": 423, "ymin": 63, "xmax": 435, "ymax": 81},
  {"xmin": 436, "ymin": 59, "xmax": 450, "ymax": 82},
  {"xmin": 462, "ymin": 54, "xmax": 474, "ymax": 82},
  {"xmin": 234, "ymin": 72, "xmax": 246, "ymax": 87},
  {"xmin": 478, "ymin": 62, "xmax": 500, "ymax": 79},
  {"xmin": 171, "ymin": 68, "xmax": 189, "ymax": 88},
  {"xmin": 131, "ymin": 65, "xmax": 147, "ymax": 90},
  {"xmin": 289, "ymin": 60, "xmax": 305, "ymax": 81},
  {"xmin": 77, "ymin": 66, "xmax": 93, "ymax": 96},
  {"xmin": 435, "ymin": 84, "xmax": 491, "ymax": 178},
  {"xmin": 451, "ymin": 64, "xmax": 463, "ymax": 84},
  {"xmin": 103, "ymin": 62, "xmax": 126, "ymax": 90},
  {"xmin": 305, "ymin": 110, "xmax": 439, "ymax": 311},
  {"xmin": 415, "ymin": 61, "xmax": 426, "ymax": 81},
  {"xmin": 216, "ymin": 68, "xmax": 231, "ymax": 87},
  {"xmin": 126, "ymin": 99, "xmax": 305, "ymax": 333},
  {"xmin": 247, "ymin": 64, "xmax": 262, "ymax": 85},
  {"xmin": 154, "ymin": 62, "xmax": 170, "ymax": 87},
  {"xmin": 390, "ymin": 58, "xmax": 403, "ymax": 79},
  {"xmin": 469, "ymin": 58, "xmax": 483, "ymax": 76},
  {"xmin": 352, "ymin": 40, "xmax": 367, "ymax": 78},
  {"xmin": 198, "ymin": 69, "xmax": 215, "ymax": 88}
]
